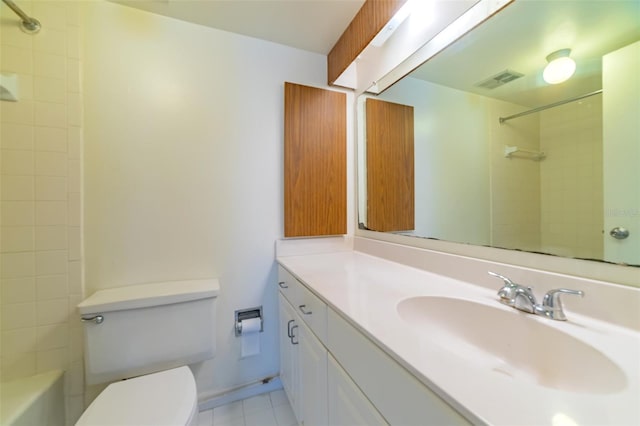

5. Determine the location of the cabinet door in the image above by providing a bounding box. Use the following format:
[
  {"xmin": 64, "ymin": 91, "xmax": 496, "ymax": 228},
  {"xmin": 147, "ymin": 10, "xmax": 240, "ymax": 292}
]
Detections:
[
  {"xmin": 366, "ymin": 98, "xmax": 415, "ymax": 232},
  {"xmin": 279, "ymin": 294, "xmax": 301, "ymax": 421},
  {"xmin": 328, "ymin": 354, "xmax": 388, "ymax": 426},
  {"xmin": 284, "ymin": 82, "xmax": 347, "ymax": 237},
  {"xmin": 299, "ymin": 320, "xmax": 328, "ymax": 426}
]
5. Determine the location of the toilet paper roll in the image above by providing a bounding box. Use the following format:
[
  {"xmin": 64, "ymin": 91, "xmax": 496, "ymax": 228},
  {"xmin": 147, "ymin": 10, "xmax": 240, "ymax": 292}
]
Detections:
[{"xmin": 239, "ymin": 317, "xmax": 261, "ymax": 358}]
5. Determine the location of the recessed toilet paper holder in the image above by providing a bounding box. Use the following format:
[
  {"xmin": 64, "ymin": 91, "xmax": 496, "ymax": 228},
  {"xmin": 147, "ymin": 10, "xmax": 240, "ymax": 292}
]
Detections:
[{"xmin": 235, "ymin": 306, "xmax": 263, "ymax": 337}]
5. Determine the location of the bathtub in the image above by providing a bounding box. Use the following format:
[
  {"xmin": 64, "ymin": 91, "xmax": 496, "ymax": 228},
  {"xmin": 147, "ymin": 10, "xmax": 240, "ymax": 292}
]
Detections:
[{"xmin": 0, "ymin": 370, "xmax": 65, "ymax": 426}]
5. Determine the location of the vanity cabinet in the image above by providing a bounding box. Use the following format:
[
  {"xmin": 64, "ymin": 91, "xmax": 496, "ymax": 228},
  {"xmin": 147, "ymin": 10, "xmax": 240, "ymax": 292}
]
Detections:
[
  {"xmin": 278, "ymin": 265, "xmax": 469, "ymax": 426},
  {"xmin": 278, "ymin": 268, "xmax": 328, "ymax": 425},
  {"xmin": 327, "ymin": 354, "xmax": 387, "ymax": 426}
]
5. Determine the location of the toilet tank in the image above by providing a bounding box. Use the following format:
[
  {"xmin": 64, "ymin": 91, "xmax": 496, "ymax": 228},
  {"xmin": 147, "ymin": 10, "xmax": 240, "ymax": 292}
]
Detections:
[{"xmin": 78, "ymin": 279, "xmax": 219, "ymax": 385}]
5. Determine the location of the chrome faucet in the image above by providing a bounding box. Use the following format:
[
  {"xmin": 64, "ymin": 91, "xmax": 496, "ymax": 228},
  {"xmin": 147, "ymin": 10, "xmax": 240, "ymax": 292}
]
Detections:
[{"xmin": 488, "ymin": 271, "xmax": 584, "ymax": 321}]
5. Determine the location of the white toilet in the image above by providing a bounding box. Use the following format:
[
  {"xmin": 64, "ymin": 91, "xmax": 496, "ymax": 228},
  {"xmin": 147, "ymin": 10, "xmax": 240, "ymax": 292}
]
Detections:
[{"xmin": 75, "ymin": 279, "xmax": 219, "ymax": 426}]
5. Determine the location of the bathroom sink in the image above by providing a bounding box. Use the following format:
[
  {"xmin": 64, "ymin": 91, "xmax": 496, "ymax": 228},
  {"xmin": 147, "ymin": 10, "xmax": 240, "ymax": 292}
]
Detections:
[{"xmin": 397, "ymin": 296, "xmax": 626, "ymax": 394}]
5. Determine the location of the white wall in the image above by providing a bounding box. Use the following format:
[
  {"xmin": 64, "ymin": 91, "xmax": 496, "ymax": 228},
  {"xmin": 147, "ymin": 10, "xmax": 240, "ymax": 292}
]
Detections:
[
  {"xmin": 379, "ymin": 77, "xmax": 491, "ymax": 245},
  {"xmin": 1, "ymin": 1, "xmax": 85, "ymax": 423},
  {"xmin": 82, "ymin": 1, "xmax": 341, "ymax": 401}
]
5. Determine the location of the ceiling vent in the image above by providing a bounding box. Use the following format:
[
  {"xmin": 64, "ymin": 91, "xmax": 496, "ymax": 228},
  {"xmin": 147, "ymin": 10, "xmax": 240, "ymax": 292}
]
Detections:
[{"xmin": 475, "ymin": 69, "xmax": 524, "ymax": 89}]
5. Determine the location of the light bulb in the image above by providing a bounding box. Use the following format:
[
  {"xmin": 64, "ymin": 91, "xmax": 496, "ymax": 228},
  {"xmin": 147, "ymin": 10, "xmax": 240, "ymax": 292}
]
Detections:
[{"xmin": 543, "ymin": 49, "xmax": 576, "ymax": 85}]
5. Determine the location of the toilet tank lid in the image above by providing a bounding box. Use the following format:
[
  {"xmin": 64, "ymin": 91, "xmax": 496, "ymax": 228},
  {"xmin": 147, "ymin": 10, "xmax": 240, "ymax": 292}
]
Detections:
[{"xmin": 78, "ymin": 279, "xmax": 220, "ymax": 315}]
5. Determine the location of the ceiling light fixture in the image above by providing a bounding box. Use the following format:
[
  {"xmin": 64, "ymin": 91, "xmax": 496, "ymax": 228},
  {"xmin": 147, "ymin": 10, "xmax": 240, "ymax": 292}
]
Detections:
[
  {"xmin": 543, "ymin": 48, "xmax": 576, "ymax": 84},
  {"xmin": 370, "ymin": 1, "xmax": 413, "ymax": 47}
]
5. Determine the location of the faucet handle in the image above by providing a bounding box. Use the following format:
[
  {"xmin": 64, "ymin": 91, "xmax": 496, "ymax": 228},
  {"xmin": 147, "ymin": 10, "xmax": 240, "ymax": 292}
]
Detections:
[
  {"xmin": 488, "ymin": 271, "xmax": 516, "ymax": 287},
  {"xmin": 540, "ymin": 288, "xmax": 584, "ymax": 321},
  {"xmin": 489, "ymin": 271, "xmax": 527, "ymax": 306}
]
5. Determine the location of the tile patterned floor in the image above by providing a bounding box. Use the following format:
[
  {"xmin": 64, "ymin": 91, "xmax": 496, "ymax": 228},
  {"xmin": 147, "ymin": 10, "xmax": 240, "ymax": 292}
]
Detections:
[{"xmin": 197, "ymin": 389, "xmax": 297, "ymax": 426}]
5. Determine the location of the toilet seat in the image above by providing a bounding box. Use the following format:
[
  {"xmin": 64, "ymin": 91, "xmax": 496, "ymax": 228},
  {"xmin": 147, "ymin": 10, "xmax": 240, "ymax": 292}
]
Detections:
[{"xmin": 76, "ymin": 366, "xmax": 198, "ymax": 426}]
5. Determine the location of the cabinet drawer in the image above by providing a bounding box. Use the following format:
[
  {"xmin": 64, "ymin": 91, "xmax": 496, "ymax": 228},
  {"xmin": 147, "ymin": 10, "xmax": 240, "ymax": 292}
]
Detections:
[
  {"xmin": 277, "ymin": 266, "xmax": 300, "ymax": 305},
  {"xmin": 278, "ymin": 266, "xmax": 327, "ymax": 344},
  {"xmin": 297, "ymin": 282, "xmax": 327, "ymax": 345}
]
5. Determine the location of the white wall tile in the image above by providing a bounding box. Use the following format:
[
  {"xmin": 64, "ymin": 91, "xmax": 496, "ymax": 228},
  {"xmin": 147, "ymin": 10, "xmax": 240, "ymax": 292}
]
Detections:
[
  {"xmin": 0, "ymin": 44, "xmax": 33, "ymax": 73},
  {"xmin": 34, "ymin": 76, "xmax": 67, "ymax": 103},
  {"xmin": 0, "ymin": 351, "xmax": 36, "ymax": 381},
  {"xmin": 67, "ymin": 260, "xmax": 82, "ymax": 295},
  {"xmin": 1, "ymin": 123, "xmax": 34, "ymax": 150},
  {"xmin": 66, "ymin": 2, "xmax": 80, "ymax": 27},
  {"xmin": 35, "ymin": 176, "xmax": 67, "ymax": 200},
  {"xmin": 1, "ymin": 226, "xmax": 34, "ymax": 252},
  {"xmin": 13, "ymin": 73, "xmax": 34, "ymax": 100},
  {"xmin": 68, "ymin": 326, "xmax": 84, "ymax": 363},
  {"xmin": 68, "ymin": 226, "xmax": 81, "ymax": 260},
  {"xmin": 34, "ymin": 29, "xmax": 67, "ymax": 56},
  {"xmin": 37, "ymin": 298, "xmax": 69, "ymax": 325},
  {"xmin": 1, "ymin": 277, "xmax": 36, "ymax": 304},
  {"xmin": 36, "ymin": 323, "xmax": 68, "ymax": 350},
  {"xmin": 32, "ymin": 2, "xmax": 68, "ymax": 30},
  {"xmin": 1, "ymin": 251, "xmax": 35, "ymax": 278},
  {"xmin": 1, "ymin": 175, "xmax": 34, "ymax": 200},
  {"xmin": 1, "ymin": 149, "xmax": 34, "ymax": 175},
  {"xmin": 1, "ymin": 327, "xmax": 37, "ymax": 355},
  {"xmin": 34, "ymin": 52, "xmax": 67, "ymax": 79},
  {"xmin": 35, "ymin": 126, "xmax": 67, "ymax": 152},
  {"xmin": 37, "ymin": 274, "xmax": 68, "ymax": 301},
  {"xmin": 1, "ymin": 200, "xmax": 35, "ymax": 226},
  {"xmin": 1, "ymin": 302, "xmax": 36, "ymax": 330},
  {"xmin": 36, "ymin": 226, "xmax": 68, "ymax": 250},
  {"xmin": 67, "ymin": 193, "xmax": 80, "ymax": 226},
  {"xmin": 0, "ymin": 99, "xmax": 34, "ymax": 124},
  {"xmin": 1, "ymin": 20, "xmax": 34, "ymax": 49},
  {"xmin": 36, "ymin": 151, "xmax": 68, "ymax": 176},
  {"xmin": 35, "ymin": 102, "xmax": 67, "ymax": 128},
  {"xmin": 36, "ymin": 200, "xmax": 67, "ymax": 225},
  {"xmin": 67, "ymin": 126, "xmax": 81, "ymax": 159},
  {"xmin": 65, "ymin": 360, "xmax": 84, "ymax": 396},
  {"xmin": 68, "ymin": 159, "xmax": 80, "ymax": 192},
  {"xmin": 36, "ymin": 347, "xmax": 69, "ymax": 372},
  {"xmin": 67, "ymin": 93, "xmax": 82, "ymax": 126},
  {"xmin": 36, "ymin": 250, "xmax": 68, "ymax": 275},
  {"xmin": 67, "ymin": 58, "xmax": 81, "ymax": 93},
  {"xmin": 67, "ymin": 27, "xmax": 80, "ymax": 59},
  {"xmin": 2, "ymin": 175, "xmax": 34, "ymax": 200}
]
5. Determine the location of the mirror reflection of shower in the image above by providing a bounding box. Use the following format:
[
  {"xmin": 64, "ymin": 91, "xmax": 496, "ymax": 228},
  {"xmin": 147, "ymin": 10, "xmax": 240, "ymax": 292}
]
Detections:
[{"xmin": 1, "ymin": 0, "xmax": 41, "ymax": 34}]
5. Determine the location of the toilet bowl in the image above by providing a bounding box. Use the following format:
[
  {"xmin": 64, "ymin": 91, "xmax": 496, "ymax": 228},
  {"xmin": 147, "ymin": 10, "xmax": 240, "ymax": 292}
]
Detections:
[
  {"xmin": 76, "ymin": 367, "xmax": 198, "ymax": 426},
  {"xmin": 76, "ymin": 279, "xmax": 219, "ymax": 425}
]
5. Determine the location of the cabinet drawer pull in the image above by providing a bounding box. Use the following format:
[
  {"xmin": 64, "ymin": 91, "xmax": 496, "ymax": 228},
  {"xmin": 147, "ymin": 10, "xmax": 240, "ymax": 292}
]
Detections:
[
  {"xmin": 299, "ymin": 304, "xmax": 312, "ymax": 315},
  {"xmin": 278, "ymin": 281, "xmax": 288, "ymax": 289},
  {"xmin": 290, "ymin": 325, "xmax": 299, "ymax": 345},
  {"xmin": 287, "ymin": 319, "xmax": 295, "ymax": 338}
]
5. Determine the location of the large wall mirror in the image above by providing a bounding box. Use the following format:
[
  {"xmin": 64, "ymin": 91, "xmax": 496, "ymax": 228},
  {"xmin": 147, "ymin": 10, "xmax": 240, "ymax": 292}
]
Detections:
[{"xmin": 358, "ymin": 0, "xmax": 640, "ymax": 275}]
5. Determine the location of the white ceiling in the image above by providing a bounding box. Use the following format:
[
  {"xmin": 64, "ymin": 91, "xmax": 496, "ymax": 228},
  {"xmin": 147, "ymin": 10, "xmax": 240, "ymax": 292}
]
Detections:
[{"xmin": 111, "ymin": 0, "xmax": 365, "ymax": 54}]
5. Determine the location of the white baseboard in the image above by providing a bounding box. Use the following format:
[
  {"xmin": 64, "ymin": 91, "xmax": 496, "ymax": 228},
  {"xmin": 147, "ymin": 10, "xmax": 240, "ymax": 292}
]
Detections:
[{"xmin": 198, "ymin": 376, "xmax": 283, "ymax": 412}]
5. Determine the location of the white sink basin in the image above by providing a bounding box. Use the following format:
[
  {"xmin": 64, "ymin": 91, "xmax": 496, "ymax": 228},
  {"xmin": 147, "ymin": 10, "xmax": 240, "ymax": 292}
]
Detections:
[{"xmin": 397, "ymin": 296, "xmax": 626, "ymax": 394}]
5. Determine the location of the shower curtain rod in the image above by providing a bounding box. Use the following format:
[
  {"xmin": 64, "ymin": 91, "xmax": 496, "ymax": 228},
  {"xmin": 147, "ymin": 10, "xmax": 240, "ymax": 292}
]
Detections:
[
  {"xmin": 1, "ymin": 0, "xmax": 41, "ymax": 33},
  {"xmin": 499, "ymin": 89, "xmax": 603, "ymax": 124}
]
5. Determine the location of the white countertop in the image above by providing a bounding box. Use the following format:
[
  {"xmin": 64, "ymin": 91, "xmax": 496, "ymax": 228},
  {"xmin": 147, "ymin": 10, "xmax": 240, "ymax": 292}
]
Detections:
[{"xmin": 277, "ymin": 250, "xmax": 640, "ymax": 425}]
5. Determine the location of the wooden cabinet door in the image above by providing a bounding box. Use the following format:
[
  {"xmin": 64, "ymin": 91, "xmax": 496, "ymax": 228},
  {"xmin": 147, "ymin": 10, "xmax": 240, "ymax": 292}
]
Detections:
[
  {"xmin": 284, "ymin": 82, "xmax": 347, "ymax": 237},
  {"xmin": 366, "ymin": 98, "xmax": 414, "ymax": 232}
]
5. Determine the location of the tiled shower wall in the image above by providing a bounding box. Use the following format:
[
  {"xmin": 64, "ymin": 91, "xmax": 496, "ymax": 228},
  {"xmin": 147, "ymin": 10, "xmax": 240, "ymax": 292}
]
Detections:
[
  {"xmin": 0, "ymin": 1, "xmax": 85, "ymax": 423},
  {"xmin": 539, "ymin": 95, "xmax": 603, "ymax": 259}
]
